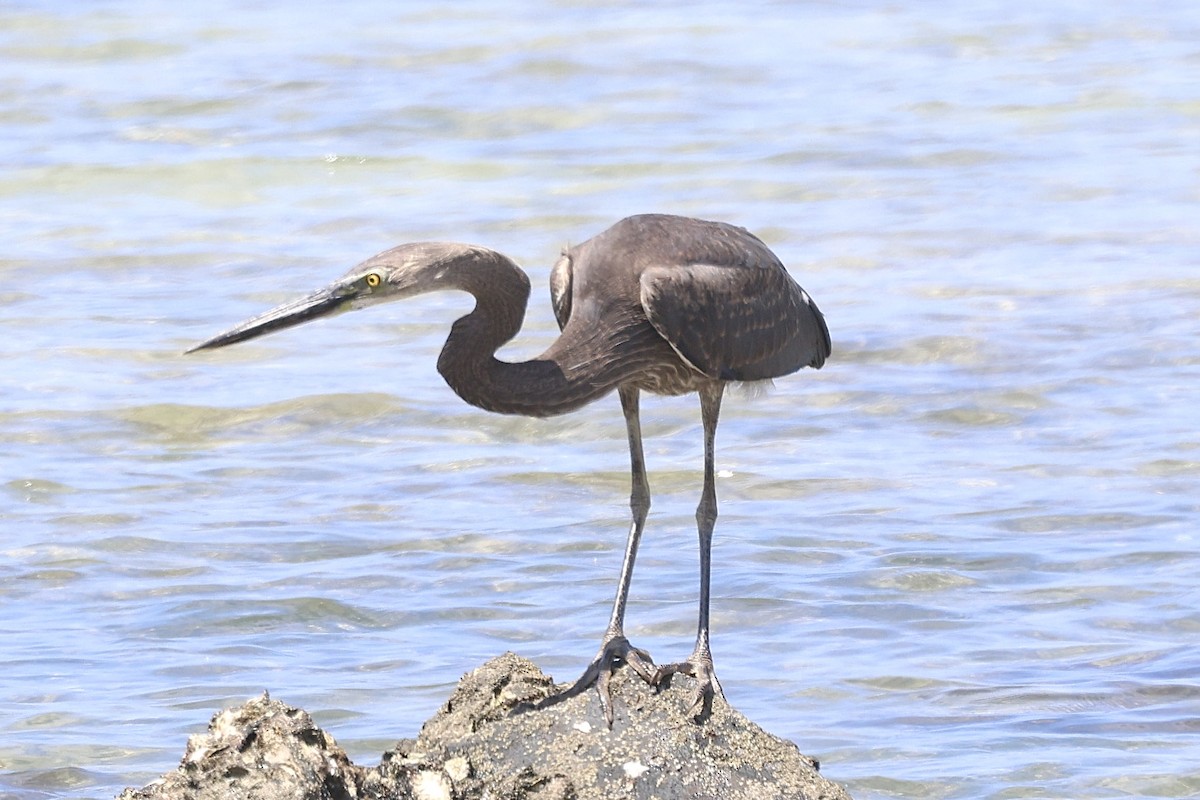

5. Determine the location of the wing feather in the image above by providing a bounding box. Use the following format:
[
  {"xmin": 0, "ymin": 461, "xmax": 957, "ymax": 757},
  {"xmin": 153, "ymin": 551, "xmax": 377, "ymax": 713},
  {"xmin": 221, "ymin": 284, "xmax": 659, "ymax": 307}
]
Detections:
[
  {"xmin": 640, "ymin": 262, "xmax": 830, "ymax": 381},
  {"xmin": 548, "ymin": 251, "xmax": 573, "ymax": 330}
]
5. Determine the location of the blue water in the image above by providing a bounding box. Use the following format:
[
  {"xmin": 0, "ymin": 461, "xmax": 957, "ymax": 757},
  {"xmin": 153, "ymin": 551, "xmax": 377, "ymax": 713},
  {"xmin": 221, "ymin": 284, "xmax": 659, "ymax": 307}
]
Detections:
[{"xmin": 2, "ymin": 2, "xmax": 1198, "ymax": 798}]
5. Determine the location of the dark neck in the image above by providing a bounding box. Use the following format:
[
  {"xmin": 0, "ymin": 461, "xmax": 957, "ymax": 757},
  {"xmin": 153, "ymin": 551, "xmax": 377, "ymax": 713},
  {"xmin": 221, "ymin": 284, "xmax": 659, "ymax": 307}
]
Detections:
[{"xmin": 434, "ymin": 250, "xmax": 620, "ymax": 418}]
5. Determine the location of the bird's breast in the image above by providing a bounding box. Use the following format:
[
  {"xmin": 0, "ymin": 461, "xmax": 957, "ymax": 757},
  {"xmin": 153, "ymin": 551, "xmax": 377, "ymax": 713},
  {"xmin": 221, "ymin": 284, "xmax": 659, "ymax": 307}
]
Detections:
[{"xmin": 624, "ymin": 357, "xmax": 712, "ymax": 397}]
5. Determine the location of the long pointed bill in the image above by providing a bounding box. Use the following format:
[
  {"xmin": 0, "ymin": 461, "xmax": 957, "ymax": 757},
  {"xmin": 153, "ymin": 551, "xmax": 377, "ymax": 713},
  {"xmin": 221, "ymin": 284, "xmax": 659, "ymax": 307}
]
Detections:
[{"xmin": 186, "ymin": 284, "xmax": 354, "ymax": 353}]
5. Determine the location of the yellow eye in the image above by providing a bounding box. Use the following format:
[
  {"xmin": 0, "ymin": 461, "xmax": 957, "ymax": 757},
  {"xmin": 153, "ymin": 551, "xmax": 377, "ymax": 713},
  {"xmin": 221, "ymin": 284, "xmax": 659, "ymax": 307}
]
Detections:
[{"xmin": 365, "ymin": 273, "xmax": 381, "ymax": 288}]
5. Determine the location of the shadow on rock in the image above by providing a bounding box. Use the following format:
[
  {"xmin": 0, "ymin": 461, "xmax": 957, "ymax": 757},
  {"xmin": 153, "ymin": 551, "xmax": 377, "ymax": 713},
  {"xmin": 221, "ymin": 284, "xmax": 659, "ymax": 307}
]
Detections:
[{"xmin": 120, "ymin": 653, "xmax": 853, "ymax": 800}]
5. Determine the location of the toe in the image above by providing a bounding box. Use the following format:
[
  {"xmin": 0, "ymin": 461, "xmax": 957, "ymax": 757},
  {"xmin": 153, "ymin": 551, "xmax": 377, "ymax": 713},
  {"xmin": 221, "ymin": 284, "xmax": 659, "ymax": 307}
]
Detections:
[
  {"xmin": 527, "ymin": 634, "xmax": 656, "ymax": 724},
  {"xmin": 652, "ymin": 657, "xmax": 722, "ymax": 721},
  {"xmin": 623, "ymin": 644, "xmax": 657, "ymax": 684}
]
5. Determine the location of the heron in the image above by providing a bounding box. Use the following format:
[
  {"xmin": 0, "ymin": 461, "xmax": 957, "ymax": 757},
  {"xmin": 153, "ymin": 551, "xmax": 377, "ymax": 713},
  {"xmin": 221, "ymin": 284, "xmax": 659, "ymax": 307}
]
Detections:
[{"xmin": 188, "ymin": 213, "xmax": 830, "ymax": 724}]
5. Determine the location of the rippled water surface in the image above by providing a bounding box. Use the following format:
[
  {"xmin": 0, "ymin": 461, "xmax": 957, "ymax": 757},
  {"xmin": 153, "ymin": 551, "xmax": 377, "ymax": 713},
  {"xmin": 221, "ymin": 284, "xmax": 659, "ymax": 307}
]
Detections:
[{"xmin": 2, "ymin": 2, "xmax": 1199, "ymax": 798}]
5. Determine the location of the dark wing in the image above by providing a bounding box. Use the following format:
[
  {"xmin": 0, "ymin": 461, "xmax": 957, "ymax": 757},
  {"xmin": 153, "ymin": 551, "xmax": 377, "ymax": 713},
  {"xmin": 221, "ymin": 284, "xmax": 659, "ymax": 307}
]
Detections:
[{"xmin": 640, "ymin": 262, "xmax": 830, "ymax": 381}]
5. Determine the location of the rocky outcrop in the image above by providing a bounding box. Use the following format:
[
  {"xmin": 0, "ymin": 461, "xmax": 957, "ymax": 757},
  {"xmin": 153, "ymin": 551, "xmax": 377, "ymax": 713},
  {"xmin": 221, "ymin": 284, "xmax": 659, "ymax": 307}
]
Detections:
[{"xmin": 120, "ymin": 653, "xmax": 852, "ymax": 800}]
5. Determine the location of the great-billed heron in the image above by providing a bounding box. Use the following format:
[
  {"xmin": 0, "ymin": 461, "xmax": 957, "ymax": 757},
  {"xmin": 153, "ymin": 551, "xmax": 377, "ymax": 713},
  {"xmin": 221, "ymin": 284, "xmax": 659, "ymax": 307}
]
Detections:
[{"xmin": 189, "ymin": 213, "xmax": 831, "ymax": 723}]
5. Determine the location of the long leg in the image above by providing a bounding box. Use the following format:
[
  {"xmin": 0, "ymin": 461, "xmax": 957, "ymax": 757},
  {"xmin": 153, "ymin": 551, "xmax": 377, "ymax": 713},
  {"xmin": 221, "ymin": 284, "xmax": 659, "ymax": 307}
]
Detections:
[
  {"xmin": 533, "ymin": 386, "xmax": 656, "ymax": 724},
  {"xmin": 654, "ymin": 381, "xmax": 725, "ymax": 719},
  {"xmin": 604, "ymin": 386, "xmax": 650, "ymax": 641}
]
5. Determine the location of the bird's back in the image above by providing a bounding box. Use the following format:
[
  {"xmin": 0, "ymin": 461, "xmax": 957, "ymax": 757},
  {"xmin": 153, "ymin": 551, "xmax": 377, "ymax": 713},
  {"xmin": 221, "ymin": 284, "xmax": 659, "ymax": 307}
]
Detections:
[{"xmin": 549, "ymin": 214, "xmax": 830, "ymax": 392}]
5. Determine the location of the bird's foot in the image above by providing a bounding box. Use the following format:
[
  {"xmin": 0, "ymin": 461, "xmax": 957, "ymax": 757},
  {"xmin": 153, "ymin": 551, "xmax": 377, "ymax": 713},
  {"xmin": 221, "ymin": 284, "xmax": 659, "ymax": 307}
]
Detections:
[
  {"xmin": 653, "ymin": 652, "xmax": 724, "ymax": 722},
  {"xmin": 531, "ymin": 633, "xmax": 656, "ymax": 726}
]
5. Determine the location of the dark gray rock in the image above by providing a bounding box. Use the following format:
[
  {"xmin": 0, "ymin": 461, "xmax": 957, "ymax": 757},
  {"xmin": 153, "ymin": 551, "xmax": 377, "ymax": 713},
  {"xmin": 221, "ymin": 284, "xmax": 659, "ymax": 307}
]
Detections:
[
  {"xmin": 117, "ymin": 691, "xmax": 362, "ymax": 800},
  {"xmin": 120, "ymin": 653, "xmax": 853, "ymax": 800}
]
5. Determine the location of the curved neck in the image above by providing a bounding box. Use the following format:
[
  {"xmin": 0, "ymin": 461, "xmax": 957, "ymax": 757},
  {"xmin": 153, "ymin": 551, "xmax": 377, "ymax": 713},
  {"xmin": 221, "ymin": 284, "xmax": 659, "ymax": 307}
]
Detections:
[{"xmin": 434, "ymin": 251, "xmax": 620, "ymax": 418}]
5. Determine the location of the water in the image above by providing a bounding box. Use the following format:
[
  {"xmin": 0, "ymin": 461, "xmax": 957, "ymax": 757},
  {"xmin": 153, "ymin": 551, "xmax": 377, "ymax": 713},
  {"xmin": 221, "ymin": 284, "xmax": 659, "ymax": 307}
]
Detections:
[{"xmin": 2, "ymin": 1, "xmax": 1198, "ymax": 797}]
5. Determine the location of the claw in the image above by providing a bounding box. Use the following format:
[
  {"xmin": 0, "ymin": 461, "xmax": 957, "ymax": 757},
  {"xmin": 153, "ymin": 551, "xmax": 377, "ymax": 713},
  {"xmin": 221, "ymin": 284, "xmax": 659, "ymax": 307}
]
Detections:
[
  {"xmin": 653, "ymin": 654, "xmax": 723, "ymax": 722},
  {"xmin": 531, "ymin": 634, "xmax": 656, "ymax": 726}
]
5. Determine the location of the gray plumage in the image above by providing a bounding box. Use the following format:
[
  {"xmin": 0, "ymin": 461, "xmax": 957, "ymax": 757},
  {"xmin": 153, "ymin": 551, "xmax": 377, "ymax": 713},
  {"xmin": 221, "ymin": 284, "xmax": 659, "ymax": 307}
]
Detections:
[
  {"xmin": 189, "ymin": 213, "xmax": 830, "ymax": 723},
  {"xmin": 552, "ymin": 214, "xmax": 828, "ymax": 382}
]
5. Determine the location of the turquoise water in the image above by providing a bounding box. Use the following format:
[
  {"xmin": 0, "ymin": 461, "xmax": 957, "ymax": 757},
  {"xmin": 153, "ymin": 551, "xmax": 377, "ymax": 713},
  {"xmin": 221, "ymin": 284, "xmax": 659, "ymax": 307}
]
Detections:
[{"xmin": 2, "ymin": 2, "xmax": 1198, "ymax": 798}]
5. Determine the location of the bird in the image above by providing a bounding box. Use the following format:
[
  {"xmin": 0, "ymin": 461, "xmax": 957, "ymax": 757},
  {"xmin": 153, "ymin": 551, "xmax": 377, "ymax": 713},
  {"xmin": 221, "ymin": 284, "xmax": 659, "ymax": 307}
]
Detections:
[{"xmin": 188, "ymin": 213, "xmax": 830, "ymax": 724}]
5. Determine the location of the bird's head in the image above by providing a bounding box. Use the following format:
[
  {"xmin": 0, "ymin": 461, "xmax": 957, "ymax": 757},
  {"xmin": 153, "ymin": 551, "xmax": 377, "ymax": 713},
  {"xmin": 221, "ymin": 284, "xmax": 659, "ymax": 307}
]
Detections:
[{"xmin": 186, "ymin": 242, "xmax": 485, "ymax": 353}]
